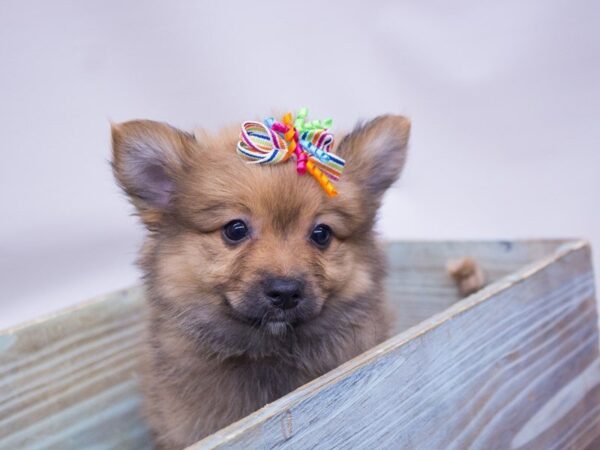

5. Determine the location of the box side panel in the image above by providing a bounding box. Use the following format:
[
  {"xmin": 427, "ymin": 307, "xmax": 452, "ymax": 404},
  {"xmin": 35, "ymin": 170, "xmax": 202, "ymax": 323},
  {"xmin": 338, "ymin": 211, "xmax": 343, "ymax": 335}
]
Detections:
[
  {"xmin": 194, "ymin": 243, "xmax": 600, "ymax": 449},
  {"xmin": 385, "ymin": 240, "xmax": 568, "ymax": 333},
  {"xmin": 0, "ymin": 287, "xmax": 152, "ymax": 450}
]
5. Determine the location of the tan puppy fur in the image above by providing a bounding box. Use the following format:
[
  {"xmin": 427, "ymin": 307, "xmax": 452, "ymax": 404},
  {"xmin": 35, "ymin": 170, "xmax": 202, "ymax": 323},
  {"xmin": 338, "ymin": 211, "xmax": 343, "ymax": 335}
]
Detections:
[
  {"xmin": 447, "ymin": 257, "xmax": 486, "ymax": 296},
  {"xmin": 111, "ymin": 114, "xmax": 410, "ymax": 449}
]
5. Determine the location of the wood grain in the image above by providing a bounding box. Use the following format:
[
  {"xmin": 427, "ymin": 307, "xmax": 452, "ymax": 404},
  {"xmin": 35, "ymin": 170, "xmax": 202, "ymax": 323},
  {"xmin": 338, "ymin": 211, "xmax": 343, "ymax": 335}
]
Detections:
[
  {"xmin": 384, "ymin": 239, "xmax": 567, "ymax": 333},
  {"xmin": 192, "ymin": 240, "xmax": 600, "ymax": 450},
  {"xmin": 0, "ymin": 287, "xmax": 152, "ymax": 450},
  {"xmin": 0, "ymin": 240, "xmax": 595, "ymax": 450}
]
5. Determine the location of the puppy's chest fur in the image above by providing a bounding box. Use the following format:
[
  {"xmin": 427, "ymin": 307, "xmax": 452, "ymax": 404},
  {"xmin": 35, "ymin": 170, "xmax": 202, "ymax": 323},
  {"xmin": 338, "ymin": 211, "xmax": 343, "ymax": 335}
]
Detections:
[{"xmin": 141, "ymin": 300, "xmax": 384, "ymax": 449}]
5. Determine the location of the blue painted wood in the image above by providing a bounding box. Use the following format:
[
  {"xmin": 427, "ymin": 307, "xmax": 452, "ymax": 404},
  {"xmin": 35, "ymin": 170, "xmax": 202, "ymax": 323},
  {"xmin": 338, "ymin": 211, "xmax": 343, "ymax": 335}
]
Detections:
[
  {"xmin": 1, "ymin": 240, "xmax": 593, "ymax": 450},
  {"xmin": 0, "ymin": 287, "xmax": 154, "ymax": 450}
]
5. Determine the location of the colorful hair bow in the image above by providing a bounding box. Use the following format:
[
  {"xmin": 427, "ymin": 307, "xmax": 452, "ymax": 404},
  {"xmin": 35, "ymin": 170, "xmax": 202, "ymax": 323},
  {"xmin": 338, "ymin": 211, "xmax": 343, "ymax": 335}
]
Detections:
[{"xmin": 236, "ymin": 108, "xmax": 345, "ymax": 197}]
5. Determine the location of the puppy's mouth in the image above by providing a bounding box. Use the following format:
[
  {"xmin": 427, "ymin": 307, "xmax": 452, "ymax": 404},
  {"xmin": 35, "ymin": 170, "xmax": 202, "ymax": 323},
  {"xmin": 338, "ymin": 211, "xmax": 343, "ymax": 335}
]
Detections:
[{"xmin": 223, "ymin": 294, "xmax": 303, "ymax": 334}]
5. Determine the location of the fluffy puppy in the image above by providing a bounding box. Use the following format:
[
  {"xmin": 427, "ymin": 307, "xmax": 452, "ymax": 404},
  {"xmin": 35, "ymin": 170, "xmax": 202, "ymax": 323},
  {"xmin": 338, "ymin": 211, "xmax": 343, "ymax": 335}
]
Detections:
[{"xmin": 111, "ymin": 114, "xmax": 410, "ymax": 449}]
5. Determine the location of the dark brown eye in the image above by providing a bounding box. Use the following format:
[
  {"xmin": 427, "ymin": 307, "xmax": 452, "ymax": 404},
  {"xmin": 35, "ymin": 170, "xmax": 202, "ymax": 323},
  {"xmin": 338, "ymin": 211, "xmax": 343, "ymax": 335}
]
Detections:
[
  {"xmin": 310, "ymin": 224, "xmax": 332, "ymax": 248},
  {"xmin": 223, "ymin": 220, "xmax": 249, "ymax": 243}
]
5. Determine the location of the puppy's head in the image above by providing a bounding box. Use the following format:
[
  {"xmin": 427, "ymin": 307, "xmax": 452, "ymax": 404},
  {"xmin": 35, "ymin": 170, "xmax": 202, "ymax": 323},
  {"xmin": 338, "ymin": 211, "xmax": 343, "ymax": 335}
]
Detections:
[{"xmin": 112, "ymin": 115, "xmax": 410, "ymax": 356}]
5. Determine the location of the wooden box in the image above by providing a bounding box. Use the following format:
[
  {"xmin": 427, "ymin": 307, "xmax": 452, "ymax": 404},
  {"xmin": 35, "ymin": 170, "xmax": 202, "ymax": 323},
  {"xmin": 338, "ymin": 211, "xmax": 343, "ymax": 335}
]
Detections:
[{"xmin": 1, "ymin": 240, "xmax": 598, "ymax": 449}]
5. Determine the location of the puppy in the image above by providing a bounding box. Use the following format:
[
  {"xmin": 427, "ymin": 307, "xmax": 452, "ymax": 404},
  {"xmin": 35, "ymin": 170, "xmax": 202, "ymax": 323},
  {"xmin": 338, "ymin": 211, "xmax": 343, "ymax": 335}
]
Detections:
[{"xmin": 111, "ymin": 113, "xmax": 410, "ymax": 449}]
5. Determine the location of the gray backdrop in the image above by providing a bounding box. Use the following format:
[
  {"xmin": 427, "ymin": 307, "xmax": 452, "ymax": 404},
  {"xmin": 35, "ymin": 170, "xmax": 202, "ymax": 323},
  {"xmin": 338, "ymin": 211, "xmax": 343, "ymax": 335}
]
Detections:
[{"xmin": 1, "ymin": 0, "xmax": 599, "ymax": 328}]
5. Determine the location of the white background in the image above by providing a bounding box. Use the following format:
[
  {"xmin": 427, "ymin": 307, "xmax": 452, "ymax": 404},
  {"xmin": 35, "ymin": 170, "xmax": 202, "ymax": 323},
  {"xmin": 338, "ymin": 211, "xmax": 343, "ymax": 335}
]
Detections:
[{"xmin": 1, "ymin": 0, "xmax": 599, "ymax": 329}]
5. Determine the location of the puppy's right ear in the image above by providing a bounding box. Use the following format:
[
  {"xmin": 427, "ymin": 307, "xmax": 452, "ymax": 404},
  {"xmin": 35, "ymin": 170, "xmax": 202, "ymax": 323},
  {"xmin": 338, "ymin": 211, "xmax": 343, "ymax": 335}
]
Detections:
[{"xmin": 111, "ymin": 120, "xmax": 194, "ymax": 229}]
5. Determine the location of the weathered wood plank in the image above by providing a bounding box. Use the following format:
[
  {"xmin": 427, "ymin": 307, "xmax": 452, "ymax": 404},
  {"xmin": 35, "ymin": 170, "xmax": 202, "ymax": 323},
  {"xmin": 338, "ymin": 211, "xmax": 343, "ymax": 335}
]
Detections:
[
  {"xmin": 192, "ymin": 240, "xmax": 600, "ymax": 449},
  {"xmin": 385, "ymin": 239, "xmax": 567, "ymax": 333},
  {"xmin": 0, "ymin": 240, "xmax": 592, "ymax": 449},
  {"xmin": 0, "ymin": 287, "xmax": 153, "ymax": 450}
]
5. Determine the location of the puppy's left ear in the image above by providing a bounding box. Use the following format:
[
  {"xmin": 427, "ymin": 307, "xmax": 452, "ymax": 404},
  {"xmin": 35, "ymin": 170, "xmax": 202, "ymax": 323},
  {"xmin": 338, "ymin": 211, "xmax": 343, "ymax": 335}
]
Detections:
[{"xmin": 337, "ymin": 115, "xmax": 410, "ymax": 201}]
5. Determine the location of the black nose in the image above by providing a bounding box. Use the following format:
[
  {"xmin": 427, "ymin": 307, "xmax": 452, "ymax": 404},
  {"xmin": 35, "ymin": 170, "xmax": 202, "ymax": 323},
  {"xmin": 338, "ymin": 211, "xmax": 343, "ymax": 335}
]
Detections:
[{"xmin": 264, "ymin": 277, "xmax": 303, "ymax": 310}]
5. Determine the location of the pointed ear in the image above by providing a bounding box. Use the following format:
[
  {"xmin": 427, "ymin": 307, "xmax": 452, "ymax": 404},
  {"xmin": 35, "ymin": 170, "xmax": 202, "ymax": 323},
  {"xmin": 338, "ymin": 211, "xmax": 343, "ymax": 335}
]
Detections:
[
  {"xmin": 337, "ymin": 115, "xmax": 410, "ymax": 200},
  {"xmin": 111, "ymin": 120, "xmax": 194, "ymax": 229}
]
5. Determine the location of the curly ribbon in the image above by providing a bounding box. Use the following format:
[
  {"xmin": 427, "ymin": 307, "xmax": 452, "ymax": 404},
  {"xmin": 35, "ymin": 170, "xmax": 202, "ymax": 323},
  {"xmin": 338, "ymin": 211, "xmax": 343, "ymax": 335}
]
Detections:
[
  {"xmin": 236, "ymin": 121, "xmax": 291, "ymax": 164},
  {"xmin": 236, "ymin": 108, "xmax": 345, "ymax": 197}
]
